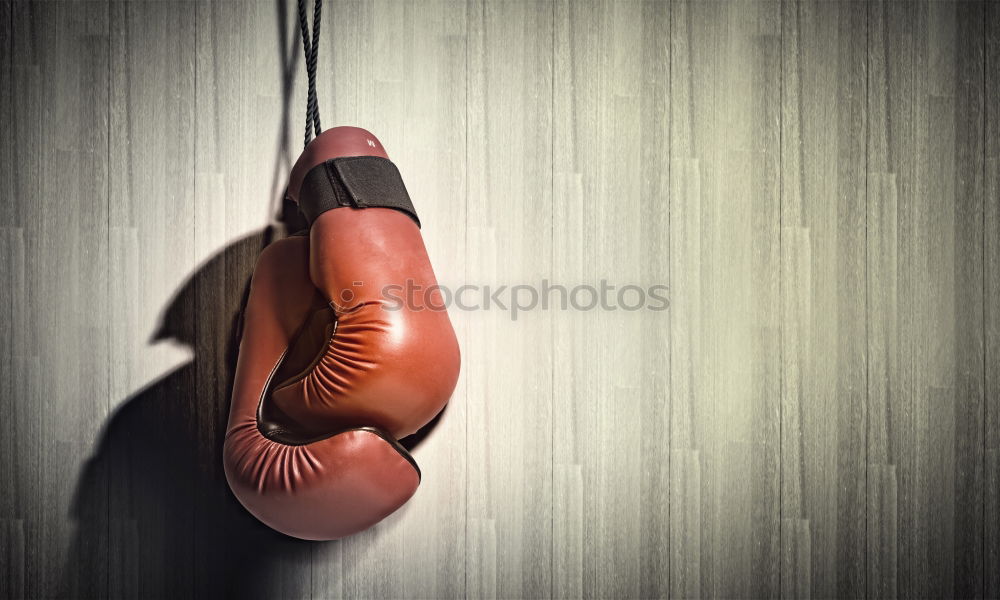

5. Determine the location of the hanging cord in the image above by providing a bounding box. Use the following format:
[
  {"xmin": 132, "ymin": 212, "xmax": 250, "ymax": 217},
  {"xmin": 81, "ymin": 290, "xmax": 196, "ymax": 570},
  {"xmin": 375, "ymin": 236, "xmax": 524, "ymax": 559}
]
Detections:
[{"xmin": 298, "ymin": 0, "xmax": 323, "ymax": 148}]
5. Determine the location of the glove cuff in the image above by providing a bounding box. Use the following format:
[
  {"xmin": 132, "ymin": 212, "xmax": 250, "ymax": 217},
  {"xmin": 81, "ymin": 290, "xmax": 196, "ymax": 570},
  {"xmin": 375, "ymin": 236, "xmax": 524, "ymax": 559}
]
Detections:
[{"xmin": 298, "ymin": 156, "xmax": 420, "ymax": 227}]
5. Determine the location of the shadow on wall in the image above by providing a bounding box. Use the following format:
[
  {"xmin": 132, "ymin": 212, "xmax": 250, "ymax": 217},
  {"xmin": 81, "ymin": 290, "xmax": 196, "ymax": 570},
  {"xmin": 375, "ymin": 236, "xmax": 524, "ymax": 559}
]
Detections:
[
  {"xmin": 60, "ymin": 0, "xmax": 440, "ymax": 595},
  {"xmin": 61, "ymin": 224, "xmax": 318, "ymax": 599}
]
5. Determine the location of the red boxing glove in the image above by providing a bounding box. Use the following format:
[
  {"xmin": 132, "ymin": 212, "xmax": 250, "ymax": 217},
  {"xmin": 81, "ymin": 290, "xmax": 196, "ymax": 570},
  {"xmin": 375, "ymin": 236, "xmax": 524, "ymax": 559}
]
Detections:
[{"xmin": 224, "ymin": 127, "xmax": 460, "ymax": 540}]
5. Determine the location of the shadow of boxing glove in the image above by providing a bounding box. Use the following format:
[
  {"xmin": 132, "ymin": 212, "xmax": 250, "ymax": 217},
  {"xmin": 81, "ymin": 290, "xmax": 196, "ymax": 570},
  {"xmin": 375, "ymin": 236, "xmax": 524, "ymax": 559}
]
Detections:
[{"xmin": 223, "ymin": 127, "xmax": 461, "ymax": 540}]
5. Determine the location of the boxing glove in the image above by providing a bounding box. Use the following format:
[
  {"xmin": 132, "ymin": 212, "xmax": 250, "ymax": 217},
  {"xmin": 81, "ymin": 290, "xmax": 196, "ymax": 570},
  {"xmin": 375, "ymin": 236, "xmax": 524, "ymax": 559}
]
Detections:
[{"xmin": 224, "ymin": 126, "xmax": 461, "ymax": 540}]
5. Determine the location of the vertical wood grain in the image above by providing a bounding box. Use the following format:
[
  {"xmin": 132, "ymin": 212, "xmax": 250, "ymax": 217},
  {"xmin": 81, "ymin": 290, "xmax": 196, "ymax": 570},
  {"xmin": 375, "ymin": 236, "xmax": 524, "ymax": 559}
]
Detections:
[
  {"xmin": 671, "ymin": 1, "xmax": 782, "ymax": 597},
  {"xmin": 866, "ymin": 1, "xmax": 986, "ymax": 597},
  {"xmin": 947, "ymin": 6, "xmax": 987, "ymax": 595},
  {"xmin": 4, "ymin": 3, "xmax": 110, "ymax": 598},
  {"xmin": 779, "ymin": 1, "xmax": 868, "ymax": 597},
  {"xmin": 104, "ymin": 2, "xmax": 198, "ymax": 598},
  {"xmin": 667, "ymin": 4, "xmax": 700, "ymax": 595},
  {"xmin": 0, "ymin": 0, "xmax": 10, "ymax": 225},
  {"xmin": 466, "ymin": 1, "xmax": 553, "ymax": 597},
  {"xmin": 986, "ymin": 2, "xmax": 1000, "ymax": 598},
  {"xmin": 636, "ymin": 1, "xmax": 671, "ymax": 596},
  {"xmin": 0, "ymin": 3, "xmax": 18, "ymax": 596},
  {"xmin": 552, "ymin": 1, "xmax": 669, "ymax": 598}
]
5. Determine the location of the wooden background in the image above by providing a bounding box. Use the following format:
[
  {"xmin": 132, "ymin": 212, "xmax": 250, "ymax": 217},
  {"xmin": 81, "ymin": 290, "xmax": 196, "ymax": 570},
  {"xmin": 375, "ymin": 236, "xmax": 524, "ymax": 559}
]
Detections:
[{"xmin": 1, "ymin": 1, "xmax": 998, "ymax": 598}]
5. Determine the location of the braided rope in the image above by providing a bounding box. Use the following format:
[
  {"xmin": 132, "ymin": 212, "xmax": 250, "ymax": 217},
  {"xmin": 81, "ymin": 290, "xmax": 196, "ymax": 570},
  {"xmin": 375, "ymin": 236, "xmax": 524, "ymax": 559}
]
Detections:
[{"xmin": 298, "ymin": 0, "xmax": 323, "ymax": 148}]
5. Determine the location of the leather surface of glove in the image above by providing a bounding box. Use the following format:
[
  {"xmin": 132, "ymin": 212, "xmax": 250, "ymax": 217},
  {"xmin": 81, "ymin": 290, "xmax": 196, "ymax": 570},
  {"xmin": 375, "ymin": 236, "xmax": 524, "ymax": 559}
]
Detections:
[{"xmin": 224, "ymin": 126, "xmax": 460, "ymax": 540}]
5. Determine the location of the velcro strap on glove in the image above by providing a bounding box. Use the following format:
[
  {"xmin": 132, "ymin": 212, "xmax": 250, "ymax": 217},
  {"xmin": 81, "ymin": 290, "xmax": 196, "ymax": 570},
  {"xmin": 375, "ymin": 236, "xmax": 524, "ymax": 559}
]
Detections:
[{"xmin": 298, "ymin": 156, "xmax": 420, "ymax": 227}]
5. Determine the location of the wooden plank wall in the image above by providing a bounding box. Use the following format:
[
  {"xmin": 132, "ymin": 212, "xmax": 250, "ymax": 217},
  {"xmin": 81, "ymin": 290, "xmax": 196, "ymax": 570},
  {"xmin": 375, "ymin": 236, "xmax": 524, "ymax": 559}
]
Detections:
[
  {"xmin": 1, "ymin": 1, "xmax": 997, "ymax": 598},
  {"xmin": 780, "ymin": 2, "xmax": 867, "ymax": 598}
]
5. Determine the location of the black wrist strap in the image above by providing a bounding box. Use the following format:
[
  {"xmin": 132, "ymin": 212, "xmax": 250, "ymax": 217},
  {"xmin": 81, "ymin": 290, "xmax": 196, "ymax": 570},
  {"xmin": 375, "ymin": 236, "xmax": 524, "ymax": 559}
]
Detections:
[{"xmin": 297, "ymin": 156, "xmax": 420, "ymax": 228}]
